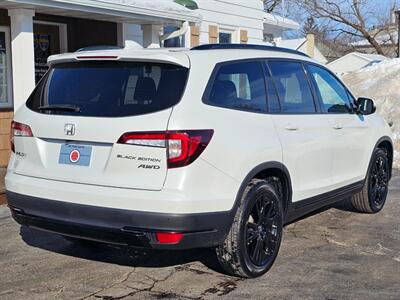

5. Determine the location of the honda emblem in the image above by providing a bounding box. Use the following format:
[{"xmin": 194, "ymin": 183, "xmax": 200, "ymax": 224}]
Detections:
[{"xmin": 64, "ymin": 124, "xmax": 76, "ymax": 136}]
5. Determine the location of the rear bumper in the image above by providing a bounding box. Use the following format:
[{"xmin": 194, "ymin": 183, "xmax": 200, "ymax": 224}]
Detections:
[{"xmin": 6, "ymin": 191, "xmax": 233, "ymax": 250}]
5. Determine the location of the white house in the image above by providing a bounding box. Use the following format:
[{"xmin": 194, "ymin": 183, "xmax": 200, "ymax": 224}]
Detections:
[
  {"xmin": 327, "ymin": 52, "xmax": 389, "ymax": 75},
  {"xmin": 128, "ymin": 1, "xmax": 300, "ymax": 46},
  {"xmin": 0, "ymin": 0, "xmax": 299, "ymax": 167},
  {"xmin": 192, "ymin": 1, "xmax": 265, "ymax": 45},
  {"xmin": 277, "ymin": 34, "xmax": 328, "ymax": 64},
  {"xmin": 263, "ymin": 13, "xmax": 300, "ymax": 44}
]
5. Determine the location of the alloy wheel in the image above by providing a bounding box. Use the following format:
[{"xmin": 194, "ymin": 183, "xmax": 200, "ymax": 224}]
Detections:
[
  {"xmin": 369, "ymin": 156, "xmax": 389, "ymax": 207},
  {"xmin": 245, "ymin": 193, "xmax": 281, "ymax": 267}
]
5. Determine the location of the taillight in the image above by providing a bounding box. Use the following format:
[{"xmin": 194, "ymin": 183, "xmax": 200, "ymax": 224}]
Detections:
[
  {"xmin": 117, "ymin": 130, "xmax": 214, "ymax": 168},
  {"xmin": 10, "ymin": 121, "xmax": 33, "ymax": 153},
  {"xmin": 118, "ymin": 132, "xmax": 167, "ymax": 148}
]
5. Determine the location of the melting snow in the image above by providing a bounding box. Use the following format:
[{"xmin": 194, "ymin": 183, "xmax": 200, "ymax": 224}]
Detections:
[{"xmin": 342, "ymin": 58, "xmax": 400, "ymax": 169}]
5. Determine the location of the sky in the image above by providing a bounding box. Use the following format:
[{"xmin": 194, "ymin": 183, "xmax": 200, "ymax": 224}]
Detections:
[{"xmin": 280, "ymin": 0, "xmax": 400, "ymax": 39}]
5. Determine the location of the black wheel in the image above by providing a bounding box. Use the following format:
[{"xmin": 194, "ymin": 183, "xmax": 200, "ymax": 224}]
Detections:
[
  {"xmin": 216, "ymin": 178, "xmax": 283, "ymax": 278},
  {"xmin": 352, "ymin": 148, "xmax": 390, "ymax": 213}
]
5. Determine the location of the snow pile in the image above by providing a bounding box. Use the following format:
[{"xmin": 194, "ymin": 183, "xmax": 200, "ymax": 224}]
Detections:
[
  {"xmin": 99, "ymin": 0, "xmax": 195, "ymax": 13},
  {"xmin": 342, "ymin": 59, "xmax": 400, "ymax": 169}
]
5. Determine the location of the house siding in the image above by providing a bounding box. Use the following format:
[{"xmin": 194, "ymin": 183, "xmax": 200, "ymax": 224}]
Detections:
[
  {"xmin": 327, "ymin": 55, "xmax": 373, "ymax": 74},
  {"xmin": 195, "ymin": 0, "xmax": 264, "ymax": 44}
]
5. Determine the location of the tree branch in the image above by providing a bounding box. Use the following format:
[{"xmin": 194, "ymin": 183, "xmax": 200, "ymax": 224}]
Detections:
[{"xmin": 298, "ymin": 0, "xmax": 386, "ymax": 55}]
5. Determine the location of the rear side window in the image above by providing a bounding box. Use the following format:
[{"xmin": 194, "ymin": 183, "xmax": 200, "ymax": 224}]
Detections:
[
  {"xmin": 27, "ymin": 61, "xmax": 189, "ymax": 117},
  {"xmin": 204, "ymin": 61, "xmax": 267, "ymax": 113},
  {"xmin": 268, "ymin": 61, "xmax": 316, "ymax": 113}
]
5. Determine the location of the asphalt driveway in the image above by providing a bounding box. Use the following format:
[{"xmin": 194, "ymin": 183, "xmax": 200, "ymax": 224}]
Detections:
[{"xmin": 0, "ymin": 171, "xmax": 399, "ymax": 299}]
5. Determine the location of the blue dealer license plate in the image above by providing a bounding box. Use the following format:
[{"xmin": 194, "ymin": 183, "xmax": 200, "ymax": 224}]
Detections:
[{"xmin": 59, "ymin": 144, "xmax": 92, "ymax": 166}]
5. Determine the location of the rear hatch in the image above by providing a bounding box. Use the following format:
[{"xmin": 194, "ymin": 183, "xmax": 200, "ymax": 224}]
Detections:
[{"xmin": 13, "ymin": 60, "xmax": 189, "ymax": 190}]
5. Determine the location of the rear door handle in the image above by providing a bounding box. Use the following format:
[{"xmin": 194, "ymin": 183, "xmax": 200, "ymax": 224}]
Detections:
[
  {"xmin": 285, "ymin": 124, "xmax": 299, "ymax": 131},
  {"xmin": 333, "ymin": 123, "xmax": 343, "ymax": 130}
]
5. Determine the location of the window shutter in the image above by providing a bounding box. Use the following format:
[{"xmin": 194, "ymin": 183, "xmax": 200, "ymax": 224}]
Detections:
[
  {"xmin": 240, "ymin": 30, "xmax": 248, "ymax": 44},
  {"xmin": 209, "ymin": 25, "xmax": 218, "ymax": 43},
  {"xmin": 190, "ymin": 26, "xmax": 200, "ymax": 47}
]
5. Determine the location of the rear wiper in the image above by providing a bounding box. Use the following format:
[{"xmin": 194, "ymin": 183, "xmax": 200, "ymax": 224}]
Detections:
[{"xmin": 38, "ymin": 104, "xmax": 81, "ymax": 113}]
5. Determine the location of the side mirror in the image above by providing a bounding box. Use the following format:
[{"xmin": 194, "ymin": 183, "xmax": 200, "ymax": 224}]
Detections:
[{"xmin": 356, "ymin": 97, "xmax": 376, "ymax": 115}]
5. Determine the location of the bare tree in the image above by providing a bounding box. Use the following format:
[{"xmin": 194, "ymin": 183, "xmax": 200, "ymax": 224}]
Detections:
[
  {"xmin": 297, "ymin": 0, "xmax": 397, "ymax": 55},
  {"xmin": 263, "ymin": 0, "xmax": 282, "ymax": 13}
]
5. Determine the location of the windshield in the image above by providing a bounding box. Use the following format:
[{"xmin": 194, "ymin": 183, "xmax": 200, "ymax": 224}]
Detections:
[{"xmin": 27, "ymin": 61, "xmax": 189, "ymax": 117}]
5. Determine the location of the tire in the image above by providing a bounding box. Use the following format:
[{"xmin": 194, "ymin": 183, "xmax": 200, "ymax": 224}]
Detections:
[
  {"xmin": 351, "ymin": 148, "xmax": 390, "ymax": 213},
  {"xmin": 216, "ymin": 178, "xmax": 283, "ymax": 278}
]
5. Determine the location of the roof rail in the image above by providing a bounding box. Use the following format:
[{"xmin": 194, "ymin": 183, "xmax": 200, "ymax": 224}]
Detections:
[{"xmin": 191, "ymin": 43, "xmax": 310, "ymax": 58}]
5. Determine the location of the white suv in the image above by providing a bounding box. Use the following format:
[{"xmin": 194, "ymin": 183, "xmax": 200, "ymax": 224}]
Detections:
[{"xmin": 5, "ymin": 44, "xmax": 393, "ymax": 278}]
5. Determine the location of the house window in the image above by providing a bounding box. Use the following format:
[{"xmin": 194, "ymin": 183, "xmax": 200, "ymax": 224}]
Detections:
[
  {"xmin": 163, "ymin": 26, "xmax": 185, "ymax": 48},
  {"xmin": 0, "ymin": 27, "xmax": 12, "ymax": 109},
  {"xmin": 219, "ymin": 32, "xmax": 232, "ymax": 44}
]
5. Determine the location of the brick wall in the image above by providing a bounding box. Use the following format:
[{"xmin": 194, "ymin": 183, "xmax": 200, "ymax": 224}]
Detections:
[{"xmin": 0, "ymin": 111, "xmax": 13, "ymax": 167}]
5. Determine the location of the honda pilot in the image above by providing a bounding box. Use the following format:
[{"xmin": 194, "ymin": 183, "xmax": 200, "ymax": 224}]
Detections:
[{"xmin": 6, "ymin": 44, "xmax": 393, "ymax": 278}]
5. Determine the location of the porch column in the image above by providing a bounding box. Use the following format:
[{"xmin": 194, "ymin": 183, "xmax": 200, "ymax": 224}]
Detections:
[
  {"xmin": 117, "ymin": 23, "xmax": 143, "ymax": 47},
  {"xmin": 141, "ymin": 25, "xmax": 162, "ymax": 48},
  {"xmin": 8, "ymin": 9, "xmax": 35, "ymax": 111}
]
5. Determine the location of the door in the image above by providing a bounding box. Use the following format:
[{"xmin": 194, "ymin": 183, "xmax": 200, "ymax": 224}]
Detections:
[
  {"xmin": 266, "ymin": 60, "xmax": 334, "ymax": 202},
  {"xmin": 34, "ymin": 23, "xmax": 63, "ymax": 83},
  {"xmin": 306, "ymin": 64, "xmax": 369, "ymax": 188}
]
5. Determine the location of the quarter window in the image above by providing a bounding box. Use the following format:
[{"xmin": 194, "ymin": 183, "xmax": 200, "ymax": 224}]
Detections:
[
  {"xmin": 268, "ymin": 61, "xmax": 316, "ymax": 113},
  {"xmin": 307, "ymin": 64, "xmax": 352, "ymax": 113},
  {"xmin": 205, "ymin": 61, "xmax": 267, "ymax": 113}
]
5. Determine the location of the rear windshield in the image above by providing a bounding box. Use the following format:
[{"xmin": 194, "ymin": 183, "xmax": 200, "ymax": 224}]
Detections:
[{"xmin": 27, "ymin": 61, "xmax": 189, "ymax": 117}]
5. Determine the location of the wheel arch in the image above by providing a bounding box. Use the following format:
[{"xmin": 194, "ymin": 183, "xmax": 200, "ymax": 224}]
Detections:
[
  {"xmin": 374, "ymin": 136, "xmax": 393, "ymax": 179},
  {"xmin": 232, "ymin": 162, "xmax": 293, "ymax": 216}
]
